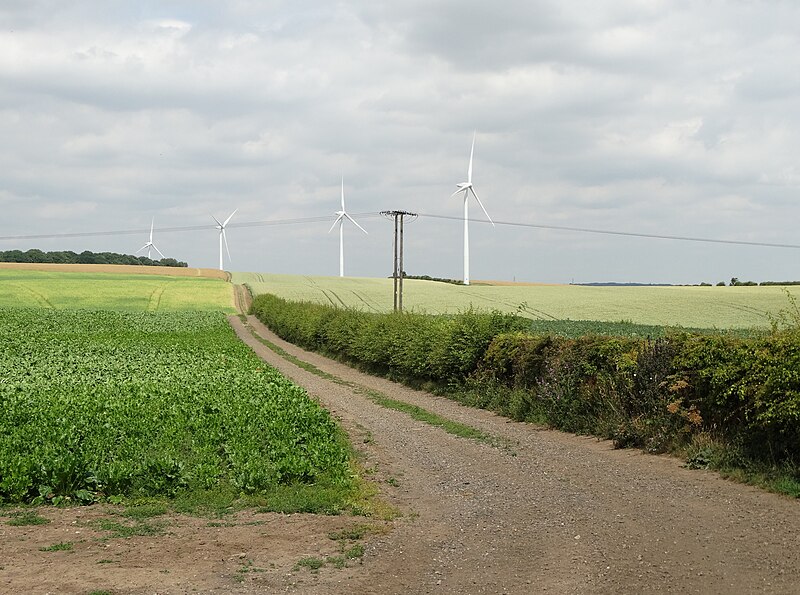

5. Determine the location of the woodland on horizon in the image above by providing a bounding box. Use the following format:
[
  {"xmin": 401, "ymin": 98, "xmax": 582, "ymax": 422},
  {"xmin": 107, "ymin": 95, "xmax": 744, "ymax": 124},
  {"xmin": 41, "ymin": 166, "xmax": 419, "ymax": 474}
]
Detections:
[{"xmin": 0, "ymin": 249, "xmax": 187, "ymax": 268}]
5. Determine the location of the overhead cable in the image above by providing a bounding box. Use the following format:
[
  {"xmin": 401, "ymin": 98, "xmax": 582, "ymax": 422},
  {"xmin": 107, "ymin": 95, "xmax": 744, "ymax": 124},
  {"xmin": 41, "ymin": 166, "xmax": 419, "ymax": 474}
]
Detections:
[
  {"xmin": 0, "ymin": 213, "xmax": 384, "ymax": 241},
  {"xmin": 415, "ymin": 212, "xmax": 800, "ymax": 250},
  {"xmin": 1, "ymin": 210, "xmax": 797, "ymax": 250}
]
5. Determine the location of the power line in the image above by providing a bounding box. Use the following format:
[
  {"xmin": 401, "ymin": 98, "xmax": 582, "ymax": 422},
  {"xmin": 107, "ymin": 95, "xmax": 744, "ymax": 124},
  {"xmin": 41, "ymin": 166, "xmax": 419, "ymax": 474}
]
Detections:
[
  {"xmin": 416, "ymin": 213, "xmax": 800, "ymax": 250},
  {"xmin": 0, "ymin": 213, "xmax": 384, "ymax": 241},
  {"xmin": 0, "ymin": 225, "xmax": 208, "ymax": 241},
  {"xmin": 1, "ymin": 209, "xmax": 797, "ymax": 251},
  {"xmin": 228, "ymin": 212, "xmax": 383, "ymax": 230}
]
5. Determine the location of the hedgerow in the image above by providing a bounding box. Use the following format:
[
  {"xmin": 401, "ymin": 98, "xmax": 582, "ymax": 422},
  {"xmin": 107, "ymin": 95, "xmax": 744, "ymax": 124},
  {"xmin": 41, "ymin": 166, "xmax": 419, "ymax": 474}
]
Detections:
[
  {"xmin": 252, "ymin": 294, "xmax": 800, "ymax": 482},
  {"xmin": 252, "ymin": 294, "xmax": 527, "ymax": 382}
]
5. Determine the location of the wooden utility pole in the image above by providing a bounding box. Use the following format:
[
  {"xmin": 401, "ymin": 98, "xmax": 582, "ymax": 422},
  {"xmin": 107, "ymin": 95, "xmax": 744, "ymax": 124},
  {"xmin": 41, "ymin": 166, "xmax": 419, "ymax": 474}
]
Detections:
[
  {"xmin": 380, "ymin": 210, "xmax": 417, "ymax": 312},
  {"xmin": 391, "ymin": 213, "xmax": 398, "ymax": 310}
]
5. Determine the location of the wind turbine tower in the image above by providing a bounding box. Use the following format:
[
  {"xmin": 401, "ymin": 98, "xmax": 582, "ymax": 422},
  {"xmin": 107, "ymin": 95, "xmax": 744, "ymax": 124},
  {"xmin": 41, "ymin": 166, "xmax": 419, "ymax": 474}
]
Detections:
[
  {"xmin": 212, "ymin": 209, "xmax": 237, "ymax": 271},
  {"xmin": 451, "ymin": 132, "xmax": 494, "ymax": 285},
  {"xmin": 136, "ymin": 218, "xmax": 165, "ymax": 260},
  {"xmin": 329, "ymin": 178, "xmax": 367, "ymax": 277}
]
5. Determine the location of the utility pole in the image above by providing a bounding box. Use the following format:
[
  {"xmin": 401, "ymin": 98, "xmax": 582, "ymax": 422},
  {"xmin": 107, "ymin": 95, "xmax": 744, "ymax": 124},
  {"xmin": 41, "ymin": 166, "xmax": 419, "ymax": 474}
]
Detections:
[{"xmin": 380, "ymin": 210, "xmax": 418, "ymax": 311}]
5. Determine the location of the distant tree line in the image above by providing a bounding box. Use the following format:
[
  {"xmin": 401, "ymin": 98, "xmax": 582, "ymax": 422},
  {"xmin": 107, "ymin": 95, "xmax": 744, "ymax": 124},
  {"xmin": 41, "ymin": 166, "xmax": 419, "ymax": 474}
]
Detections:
[
  {"xmin": 575, "ymin": 282, "xmax": 675, "ymax": 287},
  {"xmin": 726, "ymin": 277, "xmax": 800, "ymax": 287},
  {"xmin": 579, "ymin": 279, "xmax": 800, "ymax": 287},
  {"xmin": 389, "ymin": 273, "xmax": 464, "ymax": 285},
  {"xmin": 0, "ymin": 249, "xmax": 188, "ymax": 267}
]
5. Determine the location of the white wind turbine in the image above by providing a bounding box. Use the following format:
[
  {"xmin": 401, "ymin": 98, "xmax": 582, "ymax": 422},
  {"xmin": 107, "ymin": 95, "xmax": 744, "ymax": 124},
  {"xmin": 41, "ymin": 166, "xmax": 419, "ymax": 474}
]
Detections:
[
  {"xmin": 136, "ymin": 218, "xmax": 165, "ymax": 260},
  {"xmin": 211, "ymin": 209, "xmax": 237, "ymax": 271},
  {"xmin": 329, "ymin": 178, "xmax": 367, "ymax": 277},
  {"xmin": 451, "ymin": 132, "xmax": 494, "ymax": 286}
]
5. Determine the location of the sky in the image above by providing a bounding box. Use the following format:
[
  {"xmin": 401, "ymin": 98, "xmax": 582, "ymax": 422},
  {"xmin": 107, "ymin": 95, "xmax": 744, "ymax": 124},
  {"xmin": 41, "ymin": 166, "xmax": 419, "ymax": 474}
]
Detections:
[{"xmin": 1, "ymin": 0, "xmax": 799, "ymax": 284}]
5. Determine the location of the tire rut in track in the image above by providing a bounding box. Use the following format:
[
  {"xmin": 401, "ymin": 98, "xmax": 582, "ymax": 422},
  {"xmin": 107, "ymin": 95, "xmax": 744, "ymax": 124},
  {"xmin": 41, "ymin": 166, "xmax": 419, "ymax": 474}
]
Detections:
[
  {"xmin": 11, "ymin": 283, "xmax": 55, "ymax": 309},
  {"xmin": 147, "ymin": 284, "xmax": 167, "ymax": 311},
  {"xmin": 721, "ymin": 301, "xmax": 770, "ymax": 320},
  {"xmin": 463, "ymin": 290, "xmax": 558, "ymax": 320},
  {"xmin": 229, "ymin": 315, "xmax": 800, "ymax": 595},
  {"xmin": 350, "ymin": 290, "xmax": 380, "ymax": 312},
  {"xmin": 304, "ymin": 276, "xmax": 338, "ymax": 307},
  {"xmin": 232, "ymin": 284, "xmax": 253, "ymax": 315}
]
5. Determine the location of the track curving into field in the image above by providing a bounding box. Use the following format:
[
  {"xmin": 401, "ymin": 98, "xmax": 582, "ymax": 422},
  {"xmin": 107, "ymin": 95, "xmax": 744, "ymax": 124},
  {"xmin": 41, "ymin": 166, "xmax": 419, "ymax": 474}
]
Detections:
[
  {"xmin": 232, "ymin": 284, "xmax": 253, "ymax": 315},
  {"xmin": 230, "ymin": 315, "xmax": 800, "ymax": 595},
  {"xmin": 146, "ymin": 283, "xmax": 167, "ymax": 311},
  {"xmin": 7, "ymin": 282, "xmax": 55, "ymax": 309}
]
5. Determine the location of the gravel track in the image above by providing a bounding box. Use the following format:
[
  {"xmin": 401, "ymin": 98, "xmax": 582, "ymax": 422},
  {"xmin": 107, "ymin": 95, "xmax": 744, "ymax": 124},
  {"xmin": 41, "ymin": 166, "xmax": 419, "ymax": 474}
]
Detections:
[{"xmin": 230, "ymin": 315, "xmax": 800, "ymax": 595}]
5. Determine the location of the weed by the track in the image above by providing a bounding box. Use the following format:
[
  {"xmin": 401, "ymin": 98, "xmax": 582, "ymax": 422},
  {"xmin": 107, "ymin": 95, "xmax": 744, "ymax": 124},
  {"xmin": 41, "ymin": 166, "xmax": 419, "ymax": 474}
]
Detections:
[
  {"xmin": 39, "ymin": 541, "xmax": 73, "ymax": 552},
  {"xmin": 91, "ymin": 518, "xmax": 166, "ymax": 539},
  {"xmin": 121, "ymin": 503, "xmax": 168, "ymax": 520},
  {"xmin": 294, "ymin": 556, "xmax": 325, "ymax": 572},
  {"xmin": 6, "ymin": 511, "xmax": 49, "ymax": 526}
]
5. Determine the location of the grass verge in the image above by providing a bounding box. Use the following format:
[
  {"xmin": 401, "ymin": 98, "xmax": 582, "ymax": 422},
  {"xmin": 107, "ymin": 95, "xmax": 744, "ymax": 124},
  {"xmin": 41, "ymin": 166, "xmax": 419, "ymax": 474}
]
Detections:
[
  {"xmin": 103, "ymin": 465, "xmax": 384, "ymax": 519},
  {"xmin": 6, "ymin": 510, "xmax": 50, "ymax": 526},
  {"xmin": 39, "ymin": 541, "xmax": 73, "ymax": 552}
]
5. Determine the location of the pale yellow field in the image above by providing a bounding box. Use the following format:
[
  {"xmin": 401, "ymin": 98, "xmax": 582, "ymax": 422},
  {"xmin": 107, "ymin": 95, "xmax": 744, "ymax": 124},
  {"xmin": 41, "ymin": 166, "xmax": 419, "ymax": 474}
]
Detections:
[
  {"xmin": 0, "ymin": 267, "xmax": 235, "ymax": 312},
  {"xmin": 232, "ymin": 272, "xmax": 799, "ymax": 329},
  {"xmin": 0, "ymin": 262, "xmax": 228, "ymax": 279}
]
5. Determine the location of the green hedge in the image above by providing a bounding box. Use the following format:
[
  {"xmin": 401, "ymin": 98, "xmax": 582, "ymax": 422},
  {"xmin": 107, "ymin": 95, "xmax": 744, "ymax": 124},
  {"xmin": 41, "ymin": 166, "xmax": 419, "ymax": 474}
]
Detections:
[
  {"xmin": 251, "ymin": 294, "xmax": 527, "ymax": 382},
  {"xmin": 474, "ymin": 330, "xmax": 800, "ymax": 465},
  {"xmin": 251, "ymin": 293, "xmax": 800, "ymax": 473}
]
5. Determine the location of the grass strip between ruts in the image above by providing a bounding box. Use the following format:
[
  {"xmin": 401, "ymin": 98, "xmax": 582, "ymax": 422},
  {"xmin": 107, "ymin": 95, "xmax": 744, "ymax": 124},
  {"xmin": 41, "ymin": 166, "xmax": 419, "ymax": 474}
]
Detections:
[{"xmin": 240, "ymin": 317, "xmax": 511, "ymax": 451}]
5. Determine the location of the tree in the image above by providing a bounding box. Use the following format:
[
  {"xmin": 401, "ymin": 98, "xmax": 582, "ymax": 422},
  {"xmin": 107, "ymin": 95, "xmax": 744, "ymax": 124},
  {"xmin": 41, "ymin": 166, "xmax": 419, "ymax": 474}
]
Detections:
[{"xmin": 0, "ymin": 249, "xmax": 188, "ymax": 267}]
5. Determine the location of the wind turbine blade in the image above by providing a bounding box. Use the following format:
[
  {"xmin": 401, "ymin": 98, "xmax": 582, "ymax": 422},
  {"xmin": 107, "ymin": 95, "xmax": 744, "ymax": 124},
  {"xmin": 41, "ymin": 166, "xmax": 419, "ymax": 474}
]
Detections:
[
  {"xmin": 222, "ymin": 229, "xmax": 232, "ymax": 261},
  {"xmin": 150, "ymin": 218, "xmax": 155, "ymax": 242},
  {"xmin": 345, "ymin": 213, "xmax": 368, "ymax": 234},
  {"xmin": 136, "ymin": 244, "xmax": 149, "ymax": 254},
  {"xmin": 328, "ymin": 215, "xmax": 344, "ymax": 233},
  {"xmin": 470, "ymin": 188, "xmax": 494, "ymax": 226},
  {"xmin": 467, "ymin": 131, "xmax": 475, "ymax": 183},
  {"xmin": 152, "ymin": 245, "xmax": 165, "ymax": 259},
  {"xmin": 451, "ymin": 188, "xmax": 466, "ymax": 198},
  {"xmin": 341, "ymin": 177, "xmax": 345, "ymax": 211},
  {"xmin": 211, "ymin": 214, "xmax": 223, "ymax": 227},
  {"xmin": 223, "ymin": 208, "xmax": 238, "ymax": 227}
]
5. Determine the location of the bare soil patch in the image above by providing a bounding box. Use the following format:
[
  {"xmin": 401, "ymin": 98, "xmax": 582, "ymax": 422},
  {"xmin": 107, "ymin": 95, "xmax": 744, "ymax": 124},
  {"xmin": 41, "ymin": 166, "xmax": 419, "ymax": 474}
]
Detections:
[
  {"xmin": 0, "ymin": 262, "xmax": 228, "ymax": 279},
  {"xmin": 1, "ymin": 505, "xmax": 386, "ymax": 594}
]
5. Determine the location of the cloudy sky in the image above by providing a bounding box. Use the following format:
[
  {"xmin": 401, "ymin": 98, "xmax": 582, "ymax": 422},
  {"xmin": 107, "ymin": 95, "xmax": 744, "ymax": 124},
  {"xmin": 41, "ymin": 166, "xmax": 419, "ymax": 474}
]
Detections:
[{"xmin": 1, "ymin": 1, "xmax": 799, "ymax": 283}]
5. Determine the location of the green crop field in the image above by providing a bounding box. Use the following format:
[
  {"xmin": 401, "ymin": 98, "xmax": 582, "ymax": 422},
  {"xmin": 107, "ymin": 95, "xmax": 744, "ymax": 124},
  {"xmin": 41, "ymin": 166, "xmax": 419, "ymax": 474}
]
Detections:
[
  {"xmin": 0, "ymin": 308, "xmax": 352, "ymax": 504},
  {"xmin": 233, "ymin": 272, "xmax": 799, "ymax": 330},
  {"xmin": 0, "ymin": 269, "xmax": 235, "ymax": 312}
]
